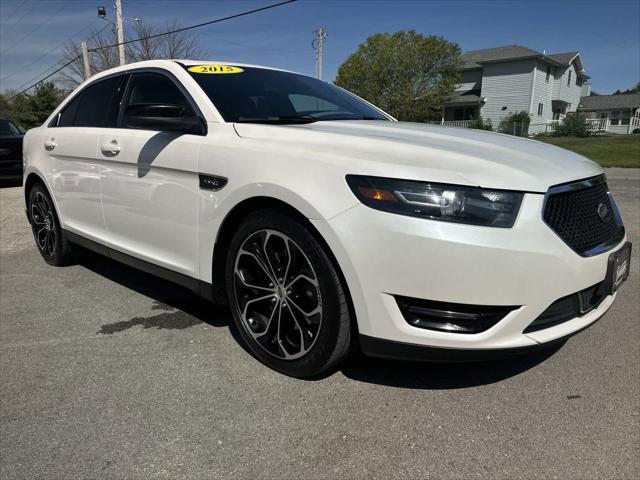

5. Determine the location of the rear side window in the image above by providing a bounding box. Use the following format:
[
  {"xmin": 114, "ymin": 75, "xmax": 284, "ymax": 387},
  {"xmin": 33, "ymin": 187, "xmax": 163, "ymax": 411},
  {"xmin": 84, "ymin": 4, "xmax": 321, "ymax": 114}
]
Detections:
[
  {"xmin": 57, "ymin": 94, "xmax": 80, "ymax": 127},
  {"xmin": 56, "ymin": 74, "xmax": 126, "ymax": 128}
]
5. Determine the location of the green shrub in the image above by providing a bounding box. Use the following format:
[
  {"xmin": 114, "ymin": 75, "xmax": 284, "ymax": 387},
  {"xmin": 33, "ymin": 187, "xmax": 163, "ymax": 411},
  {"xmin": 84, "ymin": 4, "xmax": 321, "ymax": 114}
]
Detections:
[
  {"xmin": 472, "ymin": 117, "xmax": 493, "ymax": 131},
  {"xmin": 499, "ymin": 111, "xmax": 530, "ymax": 136},
  {"xmin": 553, "ymin": 111, "xmax": 592, "ymax": 137}
]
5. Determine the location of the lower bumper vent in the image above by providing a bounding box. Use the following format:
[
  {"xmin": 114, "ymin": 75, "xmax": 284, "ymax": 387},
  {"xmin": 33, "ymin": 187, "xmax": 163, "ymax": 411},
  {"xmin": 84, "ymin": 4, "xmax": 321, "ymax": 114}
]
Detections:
[
  {"xmin": 395, "ymin": 296, "xmax": 519, "ymax": 334},
  {"xmin": 524, "ymin": 282, "xmax": 606, "ymax": 333}
]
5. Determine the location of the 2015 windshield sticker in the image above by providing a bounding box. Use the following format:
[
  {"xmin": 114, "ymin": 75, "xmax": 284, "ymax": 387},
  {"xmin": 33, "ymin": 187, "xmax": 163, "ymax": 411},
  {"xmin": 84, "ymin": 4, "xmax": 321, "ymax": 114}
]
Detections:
[{"xmin": 188, "ymin": 65, "xmax": 244, "ymax": 74}]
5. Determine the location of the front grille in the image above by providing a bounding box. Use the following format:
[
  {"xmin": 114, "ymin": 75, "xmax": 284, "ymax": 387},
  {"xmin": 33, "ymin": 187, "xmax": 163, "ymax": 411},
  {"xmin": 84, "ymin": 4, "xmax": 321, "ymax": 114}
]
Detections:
[
  {"xmin": 523, "ymin": 282, "xmax": 605, "ymax": 333},
  {"xmin": 543, "ymin": 176, "xmax": 624, "ymax": 256}
]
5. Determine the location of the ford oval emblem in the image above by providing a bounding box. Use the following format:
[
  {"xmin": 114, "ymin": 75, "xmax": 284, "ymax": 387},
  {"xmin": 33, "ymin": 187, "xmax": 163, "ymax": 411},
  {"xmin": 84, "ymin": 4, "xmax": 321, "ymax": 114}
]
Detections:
[{"xmin": 597, "ymin": 203, "xmax": 609, "ymax": 222}]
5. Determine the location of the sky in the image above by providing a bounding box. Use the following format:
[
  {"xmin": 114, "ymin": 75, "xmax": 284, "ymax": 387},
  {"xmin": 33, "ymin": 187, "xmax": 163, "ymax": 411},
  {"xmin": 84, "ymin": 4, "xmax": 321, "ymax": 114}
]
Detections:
[{"xmin": 0, "ymin": 0, "xmax": 638, "ymax": 95}]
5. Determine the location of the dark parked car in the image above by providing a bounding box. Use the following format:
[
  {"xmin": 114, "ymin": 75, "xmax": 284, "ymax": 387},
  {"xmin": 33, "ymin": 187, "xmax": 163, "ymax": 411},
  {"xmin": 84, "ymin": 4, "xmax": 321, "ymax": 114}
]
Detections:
[{"xmin": 0, "ymin": 118, "xmax": 25, "ymax": 178}]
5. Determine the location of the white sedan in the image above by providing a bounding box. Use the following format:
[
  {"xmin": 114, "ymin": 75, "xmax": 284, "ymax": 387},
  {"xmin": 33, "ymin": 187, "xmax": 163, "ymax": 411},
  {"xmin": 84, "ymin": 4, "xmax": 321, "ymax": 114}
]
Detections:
[{"xmin": 22, "ymin": 60, "xmax": 631, "ymax": 377}]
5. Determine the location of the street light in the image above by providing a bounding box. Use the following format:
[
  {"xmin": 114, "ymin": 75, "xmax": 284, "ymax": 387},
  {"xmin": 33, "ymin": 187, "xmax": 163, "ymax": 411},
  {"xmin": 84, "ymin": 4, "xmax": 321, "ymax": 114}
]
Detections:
[{"xmin": 96, "ymin": 5, "xmax": 141, "ymax": 24}]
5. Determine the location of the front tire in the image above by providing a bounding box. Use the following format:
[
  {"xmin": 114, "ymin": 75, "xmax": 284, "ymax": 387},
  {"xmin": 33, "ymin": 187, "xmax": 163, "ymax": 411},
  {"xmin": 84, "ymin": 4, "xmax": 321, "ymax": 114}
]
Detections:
[
  {"xmin": 28, "ymin": 182, "xmax": 76, "ymax": 266},
  {"xmin": 225, "ymin": 210, "xmax": 352, "ymax": 378}
]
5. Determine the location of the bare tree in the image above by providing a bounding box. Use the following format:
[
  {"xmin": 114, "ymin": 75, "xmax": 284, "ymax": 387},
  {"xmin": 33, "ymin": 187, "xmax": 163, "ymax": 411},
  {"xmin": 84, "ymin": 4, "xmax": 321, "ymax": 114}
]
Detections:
[{"xmin": 59, "ymin": 21, "xmax": 204, "ymax": 87}]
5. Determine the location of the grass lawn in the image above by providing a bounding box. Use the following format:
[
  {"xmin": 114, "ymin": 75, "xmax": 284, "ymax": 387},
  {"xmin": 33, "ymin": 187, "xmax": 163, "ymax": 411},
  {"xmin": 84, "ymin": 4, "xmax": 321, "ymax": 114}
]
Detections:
[{"xmin": 537, "ymin": 135, "xmax": 640, "ymax": 168}]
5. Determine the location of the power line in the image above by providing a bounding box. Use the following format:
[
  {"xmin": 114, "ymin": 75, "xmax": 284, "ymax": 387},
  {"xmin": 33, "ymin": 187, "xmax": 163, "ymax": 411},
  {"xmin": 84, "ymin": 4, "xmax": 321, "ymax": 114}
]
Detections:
[
  {"xmin": 10, "ymin": 21, "xmax": 109, "ymax": 91},
  {"xmin": 1, "ymin": 0, "xmax": 30, "ymax": 24},
  {"xmin": 7, "ymin": 55, "xmax": 80, "ymax": 100},
  {"xmin": 6, "ymin": 0, "xmax": 298, "ymax": 101},
  {"xmin": 1, "ymin": 0, "xmax": 40, "ymax": 31},
  {"xmin": 0, "ymin": 1, "xmax": 77, "ymax": 55},
  {"xmin": 1, "ymin": 19, "xmax": 104, "ymax": 83},
  {"xmin": 89, "ymin": 0, "xmax": 297, "ymax": 51}
]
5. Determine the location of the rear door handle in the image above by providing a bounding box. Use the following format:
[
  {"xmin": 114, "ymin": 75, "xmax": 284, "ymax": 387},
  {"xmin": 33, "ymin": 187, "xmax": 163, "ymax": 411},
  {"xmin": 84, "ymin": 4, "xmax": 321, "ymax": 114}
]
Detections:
[
  {"xmin": 100, "ymin": 141, "xmax": 121, "ymax": 157},
  {"xmin": 44, "ymin": 139, "xmax": 56, "ymax": 151}
]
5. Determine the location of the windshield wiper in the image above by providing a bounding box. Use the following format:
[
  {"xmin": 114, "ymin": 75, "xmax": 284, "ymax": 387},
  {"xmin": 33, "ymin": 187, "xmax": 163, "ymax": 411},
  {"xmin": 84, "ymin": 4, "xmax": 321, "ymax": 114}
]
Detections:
[
  {"xmin": 320, "ymin": 115, "xmax": 384, "ymax": 121},
  {"xmin": 235, "ymin": 115, "xmax": 317, "ymax": 124}
]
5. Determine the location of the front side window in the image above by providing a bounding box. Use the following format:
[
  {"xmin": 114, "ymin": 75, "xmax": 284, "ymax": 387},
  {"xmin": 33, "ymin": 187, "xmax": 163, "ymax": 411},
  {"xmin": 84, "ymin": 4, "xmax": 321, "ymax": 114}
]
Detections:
[
  {"xmin": 121, "ymin": 72, "xmax": 195, "ymax": 126},
  {"xmin": 567, "ymin": 71, "xmax": 572, "ymax": 87},
  {"xmin": 186, "ymin": 65, "xmax": 389, "ymax": 123},
  {"xmin": 538, "ymin": 103, "xmax": 544, "ymax": 116}
]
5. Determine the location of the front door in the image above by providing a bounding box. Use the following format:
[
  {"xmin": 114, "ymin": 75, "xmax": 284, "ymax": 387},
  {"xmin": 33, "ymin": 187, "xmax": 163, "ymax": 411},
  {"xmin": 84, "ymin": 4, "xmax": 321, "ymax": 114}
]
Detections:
[{"xmin": 98, "ymin": 71, "xmax": 203, "ymax": 278}]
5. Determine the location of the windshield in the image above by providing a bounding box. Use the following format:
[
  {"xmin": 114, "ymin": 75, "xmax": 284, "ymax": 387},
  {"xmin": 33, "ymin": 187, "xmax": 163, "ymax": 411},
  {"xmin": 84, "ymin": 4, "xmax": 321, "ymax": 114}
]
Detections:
[
  {"xmin": 185, "ymin": 65, "xmax": 389, "ymax": 123},
  {"xmin": 0, "ymin": 119, "xmax": 21, "ymax": 135}
]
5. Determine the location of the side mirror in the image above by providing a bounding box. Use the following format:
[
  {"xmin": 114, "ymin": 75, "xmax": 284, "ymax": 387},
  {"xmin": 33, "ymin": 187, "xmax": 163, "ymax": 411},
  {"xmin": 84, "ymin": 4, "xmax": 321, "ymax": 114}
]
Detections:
[{"xmin": 124, "ymin": 104, "xmax": 206, "ymax": 135}]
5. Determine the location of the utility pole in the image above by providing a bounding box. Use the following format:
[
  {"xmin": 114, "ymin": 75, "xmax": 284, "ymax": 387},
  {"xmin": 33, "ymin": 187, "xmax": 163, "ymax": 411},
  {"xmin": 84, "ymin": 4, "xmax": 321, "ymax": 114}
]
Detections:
[
  {"xmin": 312, "ymin": 27, "xmax": 326, "ymax": 80},
  {"xmin": 115, "ymin": 0, "xmax": 125, "ymax": 66},
  {"xmin": 81, "ymin": 41, "xmax": 91, "ymax": 80}
]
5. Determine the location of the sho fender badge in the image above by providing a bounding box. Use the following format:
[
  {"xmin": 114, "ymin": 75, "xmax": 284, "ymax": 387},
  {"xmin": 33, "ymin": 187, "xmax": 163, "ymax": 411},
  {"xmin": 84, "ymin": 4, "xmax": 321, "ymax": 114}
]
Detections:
[{"xmin": 199, "ymin": 174, "xmax": 228, "ymax": 191}]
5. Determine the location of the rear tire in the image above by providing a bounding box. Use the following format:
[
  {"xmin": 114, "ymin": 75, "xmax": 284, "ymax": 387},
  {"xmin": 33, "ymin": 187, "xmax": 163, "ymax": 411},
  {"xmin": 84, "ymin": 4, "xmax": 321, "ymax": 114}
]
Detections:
[
  {"xmin": 27, "ymin": 182, "xmax": 76, "ymax": 266},
  {"xmin": 225, "ymin": 209, "xmax": 352, "ymax": 378}
]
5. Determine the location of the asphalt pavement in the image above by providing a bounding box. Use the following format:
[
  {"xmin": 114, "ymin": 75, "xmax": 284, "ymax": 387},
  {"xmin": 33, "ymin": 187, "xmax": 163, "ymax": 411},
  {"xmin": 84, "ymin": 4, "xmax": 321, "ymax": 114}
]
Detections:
[{"xmin": 1, "ymin": 169, "xmax": 638, "ymax": 479}]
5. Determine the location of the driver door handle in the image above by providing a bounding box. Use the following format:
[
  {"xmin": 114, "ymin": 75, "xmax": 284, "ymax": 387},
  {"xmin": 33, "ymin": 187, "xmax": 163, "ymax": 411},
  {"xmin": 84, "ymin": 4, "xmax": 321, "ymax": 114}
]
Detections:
[
  {"xmin": 44, "ymin": 139, "xmax": 56, "ymax": 151},
  {"xmin": 101, "ymin": 141, "xmax": 121, "ymax": 157}
]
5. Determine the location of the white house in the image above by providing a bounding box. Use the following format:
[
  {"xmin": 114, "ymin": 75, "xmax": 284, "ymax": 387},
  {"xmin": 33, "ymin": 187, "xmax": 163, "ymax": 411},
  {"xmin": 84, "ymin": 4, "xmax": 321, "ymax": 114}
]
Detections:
[{"xmin": 443, "ymin": 45, "xmax": 589, "ymax": 134}]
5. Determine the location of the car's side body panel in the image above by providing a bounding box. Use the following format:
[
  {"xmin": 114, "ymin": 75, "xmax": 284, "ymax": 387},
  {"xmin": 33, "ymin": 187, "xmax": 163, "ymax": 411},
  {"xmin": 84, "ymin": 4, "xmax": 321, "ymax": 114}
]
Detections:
[{"xmin": 98, "ymin": 128, "xmax": 202, "ymax": 278}]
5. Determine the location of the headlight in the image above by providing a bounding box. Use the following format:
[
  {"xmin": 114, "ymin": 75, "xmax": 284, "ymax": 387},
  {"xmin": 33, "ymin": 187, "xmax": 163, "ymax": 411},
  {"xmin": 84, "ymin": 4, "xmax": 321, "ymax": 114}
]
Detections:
[{"xmin": 346, "ymin": 175, "xmax": 524, "ymax": 228}]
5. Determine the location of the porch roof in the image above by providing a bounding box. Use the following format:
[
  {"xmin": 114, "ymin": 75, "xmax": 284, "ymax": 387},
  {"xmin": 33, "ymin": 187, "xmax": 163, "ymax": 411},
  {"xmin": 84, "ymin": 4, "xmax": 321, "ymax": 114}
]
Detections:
[
  {"xmin": 444, "ymin": 89, "xmax": 484, "ymax": 106},
  {"xmin": 579, "ymin": 93, "xmax": 640, "ymax": 111}
]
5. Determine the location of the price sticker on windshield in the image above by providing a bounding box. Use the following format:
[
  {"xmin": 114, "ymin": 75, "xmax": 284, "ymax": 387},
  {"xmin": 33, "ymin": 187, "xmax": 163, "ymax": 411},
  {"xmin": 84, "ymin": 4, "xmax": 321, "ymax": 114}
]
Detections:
[{"xmin": 188, "ymin": 65, "xmax": 244, "ymax": 74}]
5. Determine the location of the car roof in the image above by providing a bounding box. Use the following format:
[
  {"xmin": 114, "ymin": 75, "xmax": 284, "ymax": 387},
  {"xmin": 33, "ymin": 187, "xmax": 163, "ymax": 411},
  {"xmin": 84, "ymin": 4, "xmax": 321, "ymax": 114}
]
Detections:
[{"xmin": 85, "ymin": 59, "xmax": 306, "ymax": 83}]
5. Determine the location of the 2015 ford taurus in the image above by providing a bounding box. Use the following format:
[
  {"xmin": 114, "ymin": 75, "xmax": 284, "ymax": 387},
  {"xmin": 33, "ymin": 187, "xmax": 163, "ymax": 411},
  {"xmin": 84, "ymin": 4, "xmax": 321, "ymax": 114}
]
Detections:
[{"xmin": 22, "ymin": 60, "xmax": 631, "ymax": 377}]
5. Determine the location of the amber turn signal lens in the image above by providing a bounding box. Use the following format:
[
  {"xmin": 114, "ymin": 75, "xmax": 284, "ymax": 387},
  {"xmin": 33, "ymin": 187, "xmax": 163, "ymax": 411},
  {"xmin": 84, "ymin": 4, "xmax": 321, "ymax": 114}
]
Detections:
[{"xmin": 357, "ymin": 187, "xmax": 397, "ymax": 202}]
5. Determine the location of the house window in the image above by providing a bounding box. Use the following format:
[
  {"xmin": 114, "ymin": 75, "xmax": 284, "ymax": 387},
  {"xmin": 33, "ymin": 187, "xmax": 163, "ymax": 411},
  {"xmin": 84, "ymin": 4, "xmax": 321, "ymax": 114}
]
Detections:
[
  {"xmin": 454, "ymin": 107, "xmax": 476, "ymax": 121},
  {"xmin": 538, "ymin": 103, "xmax": 544, "ymax": 116},
  {"xmin": 567, "ymin": 71, "xmax": 572, "ymax": 87},
  {"xmin": 611, "ymin": 110, "xmax": 621, "ymax": 126},
  {"xmin": 546, "ymin": 65, "xmax": 551, "ymax": 82}
]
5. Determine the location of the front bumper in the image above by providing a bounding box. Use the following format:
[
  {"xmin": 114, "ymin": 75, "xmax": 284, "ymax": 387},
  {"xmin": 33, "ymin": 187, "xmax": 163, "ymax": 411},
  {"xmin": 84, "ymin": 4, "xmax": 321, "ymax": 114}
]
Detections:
[{"xmin": 311, "ymin": 192, "xmax": 626, "ymax": 353}]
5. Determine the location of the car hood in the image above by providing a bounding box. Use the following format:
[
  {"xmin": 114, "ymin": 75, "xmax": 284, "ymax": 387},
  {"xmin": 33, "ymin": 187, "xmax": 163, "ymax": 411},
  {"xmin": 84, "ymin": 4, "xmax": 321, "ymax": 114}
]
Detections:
[{"xmin": 233, "ymin": 120, "xmax": 603, "ymax": 193}]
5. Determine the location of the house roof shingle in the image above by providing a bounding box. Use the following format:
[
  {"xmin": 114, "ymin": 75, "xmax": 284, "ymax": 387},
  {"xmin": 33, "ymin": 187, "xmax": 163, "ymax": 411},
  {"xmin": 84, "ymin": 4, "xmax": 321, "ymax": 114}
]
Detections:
[
  {"xmin": 579, "ymin": 93, "xmax": 640, "ymax": 110},
  {"xmin": 461, "ymin": 45, "xmax": 586, "ymax": 76},
  {"xmin": 461, "ymin": 45, "xmax": 542, "ymax": 69},
  {"xmin": 546, "ymin": 52, "xmax": 579, "ymax": 65}
]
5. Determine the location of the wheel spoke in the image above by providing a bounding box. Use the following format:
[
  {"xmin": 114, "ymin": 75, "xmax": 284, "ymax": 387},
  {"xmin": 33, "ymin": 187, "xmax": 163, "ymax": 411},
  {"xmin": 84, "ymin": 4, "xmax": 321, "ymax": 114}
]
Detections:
[
  {"xmin": 283, "ymin": 302, "xmax": 307, "ymax": 352},
  {"xmin": 282, "ymin": 239, "xmax": 293, "ymax": 286},
  {"xmin": 288, "ymin": 296, "xmax": 321, "ymax": 318},
  {"xmin": 235, "ymin": 270, "xmax": 276, "ymax": 293},
  {"xmin": 285, "ymin": 273, "xmax": 318, "ymax": 290},
  {"xmin": 239, "ymin": 248, "xmax": 276, "ymax": 285},
  {"xmin": 241, "ymin": 292, "xmax": 277, "ymax": 319}
]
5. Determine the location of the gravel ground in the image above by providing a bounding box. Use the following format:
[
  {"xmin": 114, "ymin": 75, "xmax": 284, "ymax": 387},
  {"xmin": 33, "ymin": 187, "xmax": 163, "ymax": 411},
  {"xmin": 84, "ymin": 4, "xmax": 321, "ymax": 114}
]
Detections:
[{"xmin": 1, "ymin": 169, "xmax": 638, "ymax": 480}]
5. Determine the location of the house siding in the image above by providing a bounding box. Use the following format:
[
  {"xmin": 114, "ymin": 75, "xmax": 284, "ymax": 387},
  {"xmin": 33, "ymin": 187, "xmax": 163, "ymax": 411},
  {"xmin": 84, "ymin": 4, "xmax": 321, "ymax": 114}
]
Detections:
[
  {"xmin": 529, "ymin": 61, "xmax": 555, "ymax": 134},
  {"xmin": 479, "ymin": 59, "xmax": 535, "ymax": 128},
  {"xmin": 456, "ymin": 69, "xmax": 482, "ymax": 92},
  {"xmin": 555, "ymin": 63, "xmax": 582, "ymax": 113}
]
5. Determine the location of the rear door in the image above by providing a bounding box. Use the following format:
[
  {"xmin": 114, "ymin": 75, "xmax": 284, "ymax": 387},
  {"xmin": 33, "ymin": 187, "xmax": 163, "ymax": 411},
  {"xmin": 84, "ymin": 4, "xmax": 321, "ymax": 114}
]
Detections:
[
  {"xmin": 98, "ymin": 70, "xmax": 203, "ymax": 278},
  {"xmin": 44, "ymin": 74, "xmax": 126, "ymax": 242}
]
